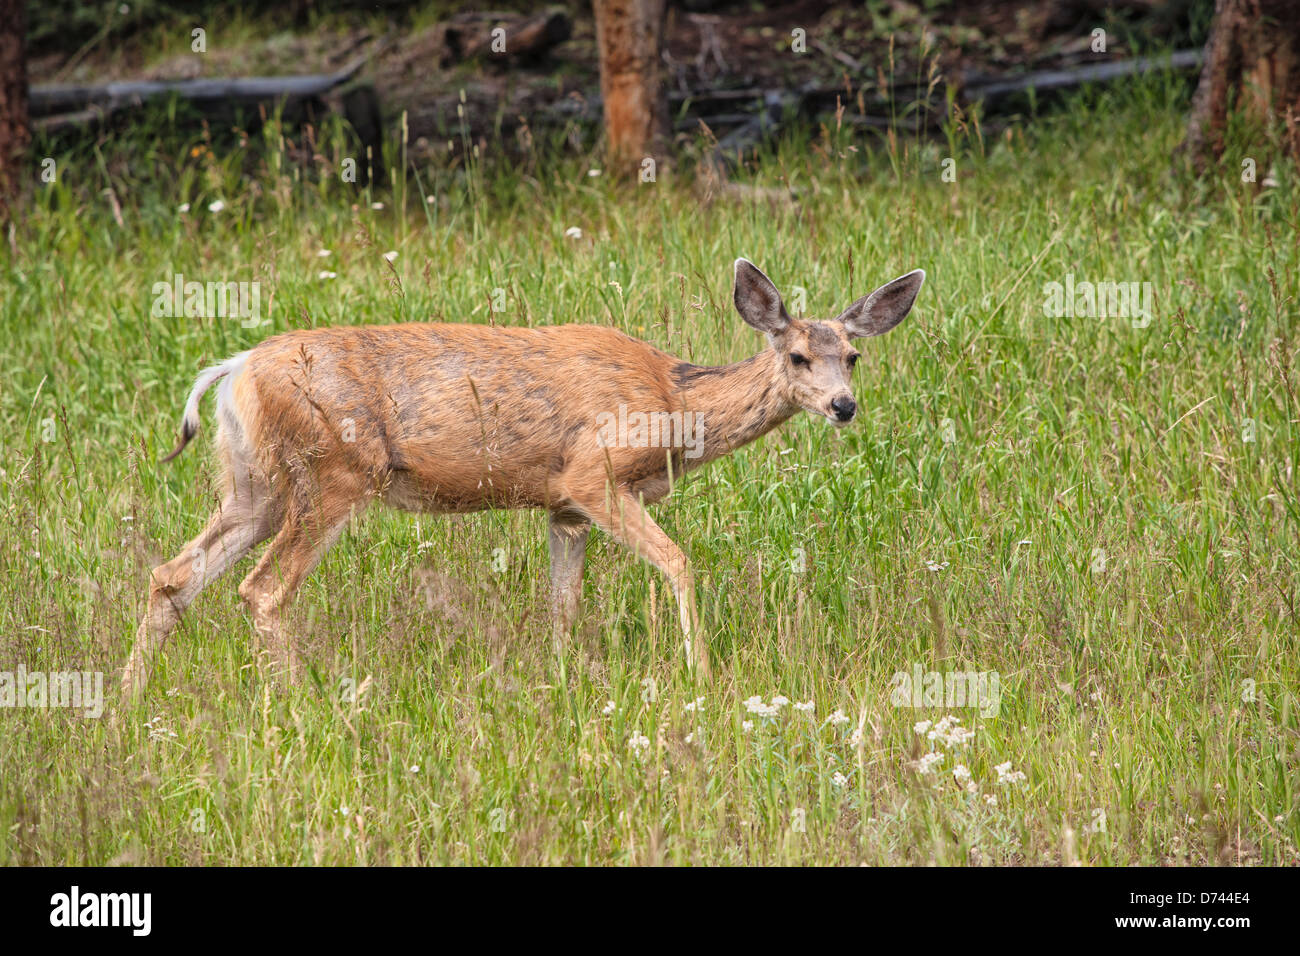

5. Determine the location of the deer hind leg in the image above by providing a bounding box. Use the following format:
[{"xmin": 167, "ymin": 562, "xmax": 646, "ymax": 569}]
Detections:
[
  {"xmin": 572, "ymin": 487, "xmax": 710, "ymax": 677},
  {"xmin": 237, "ymin": 487, "xmax": 367, "ymax": 684},
  {"xmin": 548, "ymin": 510, "xmax": 591, "ymax": 643},
  {"xmin": 121, "ymin": 485, "xmax": 278, "ymax": 702}
]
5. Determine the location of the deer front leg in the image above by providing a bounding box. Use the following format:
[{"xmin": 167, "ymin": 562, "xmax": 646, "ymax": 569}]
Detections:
[
  {"xmin": 548, "ymin": 510, "xmax": 590, "ymax": 642},
  {"xmin": 574, "ymin": 488, "xmax": 710, "ymax": 678}
]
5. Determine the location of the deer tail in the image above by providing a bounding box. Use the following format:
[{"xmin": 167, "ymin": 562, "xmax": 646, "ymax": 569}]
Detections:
[{"xmin": 160, "ymin": 357, "xmax": 240, "ymax": 463}]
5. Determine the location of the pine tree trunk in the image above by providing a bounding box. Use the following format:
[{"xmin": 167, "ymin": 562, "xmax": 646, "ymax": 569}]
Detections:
[
  {"xmin": 1181, "ymin": 0, "xmax": 1300, "ymax": 168},
  {"xmin": 592, "ymin": 0, "xmax": 669, "ymax": 176}
]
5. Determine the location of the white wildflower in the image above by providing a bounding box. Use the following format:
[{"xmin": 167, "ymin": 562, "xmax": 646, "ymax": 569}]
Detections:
[
  {"xmin": 916, "ymin": 751, "xmax": 944, "ymax": 774},
  {"xmin": 994, "ymin": 761, "xmax": 1027, "ymax": 785},
  {"xmin": 143, "ymin": 715, "xmax": 177, "ymax": 742},
  {"xmin": 928, "ymin": 715, "xmax": 975, "ymax": 748}
]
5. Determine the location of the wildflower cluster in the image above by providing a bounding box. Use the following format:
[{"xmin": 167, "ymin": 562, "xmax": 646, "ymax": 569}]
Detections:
[{"xmin": 908, "ymin": 715, "xmax": 1029, "ymax": 806}]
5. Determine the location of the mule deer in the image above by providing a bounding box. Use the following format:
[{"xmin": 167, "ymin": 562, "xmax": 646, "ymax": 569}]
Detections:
[{"xmin": 122, "ymin": 259, "xmax": 923, "ymax": 699}]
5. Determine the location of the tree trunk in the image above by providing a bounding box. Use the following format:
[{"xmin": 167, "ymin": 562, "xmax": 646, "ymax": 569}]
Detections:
[
  {"xmin": 592, "ymin": 0, "xmax": 669, "ymax": 176},
  {"xmin": 1180, "ymin": 0, "xmax": 1300, "ymax": 168},
  {"xmin": 0, "ymin": 0, "xmax": 30, "ymax": 220}
]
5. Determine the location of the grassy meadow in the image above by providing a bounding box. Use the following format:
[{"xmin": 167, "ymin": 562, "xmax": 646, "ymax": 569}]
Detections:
[{"xmin": 1, "ymin": 71, "xmax": 1297, "ymax": 865}]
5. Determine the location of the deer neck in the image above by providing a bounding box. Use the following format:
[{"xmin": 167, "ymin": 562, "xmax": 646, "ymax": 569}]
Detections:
[{"xmin": 673, "ymin": 349, "xmax": 797, "ymax": 466}]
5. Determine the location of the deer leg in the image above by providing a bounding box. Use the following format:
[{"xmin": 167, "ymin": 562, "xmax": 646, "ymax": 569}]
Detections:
[
  {"xmin": 122, "ymin": 490, "xmax": 277, "ymax": 702},
  {"xmin": 573, "ymin": 488, "xmax": 710, "ymax": 677},
  {"xmin": 548, "ymin": 510, "xmax": 590, "ymax": 642},
  {"xmin": 238, "ymin": 496, "xmax": 365, "ymax": 684}
]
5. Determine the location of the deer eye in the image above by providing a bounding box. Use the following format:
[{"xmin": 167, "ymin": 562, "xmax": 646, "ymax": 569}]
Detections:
[
  {"xmin": 847, "ymin": 353, "xmax": 860, "ymax": 368},
  {"xmin": 790, "ymin": 353, "xmax": 809, "ymax": 367}
]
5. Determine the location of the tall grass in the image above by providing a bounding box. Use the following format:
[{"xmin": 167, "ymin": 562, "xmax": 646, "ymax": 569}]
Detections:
[{"xmin": 0, "ymin": 71, "xmax": 1296, "ymax": 865}]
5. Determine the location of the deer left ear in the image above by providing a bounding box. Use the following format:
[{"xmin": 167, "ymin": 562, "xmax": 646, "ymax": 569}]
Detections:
[
  {"xmin": 835, "ymin": 269, "xmax": 925, "ymax": 338},
  {"xmin": 733, "ymin": 258, "xmax": 792, "ymax": 335}
]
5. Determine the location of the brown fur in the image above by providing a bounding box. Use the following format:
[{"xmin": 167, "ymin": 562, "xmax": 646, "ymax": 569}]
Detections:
[{"xmin": 121, "ymin": 260, "xmax": 923, "ymax": 699}]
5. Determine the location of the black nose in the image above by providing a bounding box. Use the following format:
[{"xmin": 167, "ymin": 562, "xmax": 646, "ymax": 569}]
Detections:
[{"xmin": 831, "ymin": 397, "xmax": 856, "ymax": 421}]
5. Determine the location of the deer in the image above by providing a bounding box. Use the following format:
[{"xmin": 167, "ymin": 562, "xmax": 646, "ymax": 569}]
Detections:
[{"xmin": 121, "ymin": 259, "xmax": 924, "ymax": 700}]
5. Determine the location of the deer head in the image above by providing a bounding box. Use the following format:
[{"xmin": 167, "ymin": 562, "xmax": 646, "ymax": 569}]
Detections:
[{"xmin": 733, "ymin": 258, "xmax": 924, "ymax": 426}]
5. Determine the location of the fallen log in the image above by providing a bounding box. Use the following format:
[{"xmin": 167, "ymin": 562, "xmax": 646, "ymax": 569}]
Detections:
[
  {"xmin": 711, "ymin": 90, "xmax": 790, "ymax": 161},
  {"xmin": 669, "ymin": 49, "xmax": 1204, "ymax": 119},
  {"xmin": 443, "ymin": 9, "xmax": 571, "ymax": 64},
  {"xmin": 962, "ymin": 48, "xmax": 1204, "ymax": 104},
  {"xmin": 695, "ymin": 89, "xmax": 799, "ymax": 207},
  {"xmin": 33, "ymin": 107, "xmax": 107, "ymax": 134},
  {"xmin": 31, "ymin": 53, "xmax": 386, "ymax": 184},
  {"xmin": 673, "ymin": 112, "xmax": 753, "ymax": 131},
  {"xmin": 30, "ymin": 55, "xmax": 368, "ymax": 118}
]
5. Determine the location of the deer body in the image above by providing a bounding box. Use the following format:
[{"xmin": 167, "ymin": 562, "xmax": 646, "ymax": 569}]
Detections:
[
  {"xmin": 122, "ymin": 260, "xmax": 923, "ymax": 700},
  {"xmin": 228, "ymin": 322, "xmax": 791, "ymax": 514}
]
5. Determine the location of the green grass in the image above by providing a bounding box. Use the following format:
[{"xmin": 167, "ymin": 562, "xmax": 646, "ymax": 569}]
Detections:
[{"xmin": 1, "ymin": 72, "xmax": 1298, "ymax": 865}]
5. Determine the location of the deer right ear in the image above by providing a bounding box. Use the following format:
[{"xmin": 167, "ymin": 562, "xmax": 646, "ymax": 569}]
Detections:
[
  {"xmin": 733, "ymin": 258, "xmax": 792, "ymax": 334},
  {"xmin": 835, "ymin": 269, "xmax": 925, "ymax": 338}
]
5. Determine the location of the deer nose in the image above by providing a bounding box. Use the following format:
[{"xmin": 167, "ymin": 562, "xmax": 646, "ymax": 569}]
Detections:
[{"xmin": 831, "ymin": 396, "xmax": 856, "ymax": 421}]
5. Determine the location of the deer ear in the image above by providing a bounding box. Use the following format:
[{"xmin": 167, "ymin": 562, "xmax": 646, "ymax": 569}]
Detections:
[
  {"xmin": 835, "ymin": 269, "xmax": 925, "ymax": 338},
  {"xmin": 733, "ymin": 258, "xmax": 792, "ymax": 334}
]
